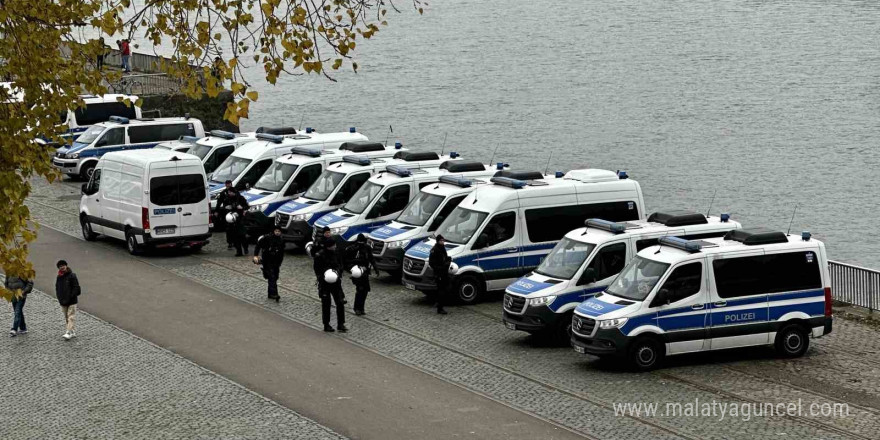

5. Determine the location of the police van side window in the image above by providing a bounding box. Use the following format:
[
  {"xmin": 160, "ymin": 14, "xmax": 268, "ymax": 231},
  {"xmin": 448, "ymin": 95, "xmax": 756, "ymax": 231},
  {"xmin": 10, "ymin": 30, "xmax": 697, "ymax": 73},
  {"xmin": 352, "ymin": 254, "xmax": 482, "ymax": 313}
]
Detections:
[
  {"xmin": 74, "ymin": 102, "xmax": 137, "ymax": 126},
  {"xmin": 475, "ymin": 212, "xmax": 516, "ymax": 249},
  {"xmin": 331, "ymin": 173, "xmax": 370, "ymax": 205},
  {"xmin": 651, "ymin": 262, "xmax": 703, "ymax": 307},
  {"xmin": 713, "ymin": 256, "xmax": 764, "ymax": 298},
  {"xmin": 368, "ymin": 185, "xmax": 410, "ymax": 218},
  {"xmin": 586, "ymin": 242, "xmax": 627, "ymax": 281},
  {"xmin": 237, "ymin": 159, "xmax": 272, "ymax": 190},
  {"xmin": 714, "ymin": 253, "xmax": 822, "ymax": 299},
  {"xmin": 525, "ymin": 201, "xmax": 639, "ymax": 243},
  {"xmin": 287, "ymin": 163, "xmax": 322, "ymax": 196},
  {"xmin": 205, "ymin": 145, "xmax": 235, "ymax": 174},
  {"xmin": 129, "ymin": 124, "xmax": 195, "ymax": 144},
  {"xmin": 88, "ymin": 169, "xmax": 102, "ymax": 193},
  {"xmin": 636, "ymin": 238, "xmax": 659, "ymax": 252},
  {"xmin": 428, "ymin": 195, "xmax": 467, "ymax": 232},
  {"xmin": 96, "ymin": 127, "xmax": 125, "ymax": 147}
]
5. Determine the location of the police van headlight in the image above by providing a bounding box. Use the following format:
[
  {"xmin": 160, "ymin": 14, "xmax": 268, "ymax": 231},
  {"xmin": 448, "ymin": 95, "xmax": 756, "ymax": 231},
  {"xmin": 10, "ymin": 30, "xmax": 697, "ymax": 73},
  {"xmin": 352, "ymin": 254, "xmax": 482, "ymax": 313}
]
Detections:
[
  {"xmin": 330, "ymin": 226, "xmax": 348, "ymax": 236},
  {"xmin": 290, "ymin": 213, "xmax": 309, "ymax": 221},
  {"xmin": 528, "ymin": 295, "xmax": 557, "ymax": 307},
  {"xmin": 598, "ymin": 318, "xmax": 628, "ymax": 329},
  {"xmin": 387, "ymin": 239, "xmax": 411, "ymax": 249},
  {"xmin": 67, "ymin": 153, "xmax": 79, "ymax": 159},
  {"xmin": 249, "ymin": 204, "xmax": 267, "ymax": 213}
]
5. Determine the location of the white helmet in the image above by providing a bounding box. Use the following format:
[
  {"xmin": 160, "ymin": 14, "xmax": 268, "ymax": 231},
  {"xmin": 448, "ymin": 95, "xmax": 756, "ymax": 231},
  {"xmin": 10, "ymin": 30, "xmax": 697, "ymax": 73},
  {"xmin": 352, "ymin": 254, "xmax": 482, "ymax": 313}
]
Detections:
[
  {"xmin": 350, "ymin": 265, "xmax": 364, "ymax": 279},
  {"xmin": 304, "ymin": 241, "xmax": 314, "ymax": 255},
  {"xmin": 225, "ymin": 212, "xmax": 238, "ymax": 224},
  {"xmin": 448, "ymin": 262, "xmax": 459, "ymax": 274},
  {"xmin": 323, "ymin": 269, "xmax": 339, "ymax": 284}
]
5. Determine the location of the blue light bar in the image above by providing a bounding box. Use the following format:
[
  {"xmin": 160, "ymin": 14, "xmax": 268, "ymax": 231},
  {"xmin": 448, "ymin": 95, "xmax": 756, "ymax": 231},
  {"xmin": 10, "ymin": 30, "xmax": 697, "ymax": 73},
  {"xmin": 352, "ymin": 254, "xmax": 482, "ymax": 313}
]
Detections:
[
  {"xmin": 256, "ymin": 133, "xmax": 284, "ymax": 143},
  {"xmin": 385, "ymin": 165, "xmax": 412, "ymax": 177},
  {"xmin": 802, "ymin": 231, "xmax": 811, "ymax": 241},
  {"xmin": 658, "ymin": 236, "xmax": 702, "ymax": 252},
  {"xmin": 438, "ymin": 175, "xmax": 473, "ymax": 188},
  {"xmin": 449, "ymin": 152, "xmax": 459, "ymax": 158},
  {"xmin": 555, "ymin": 171, "xmax": 564, "ymax": 178},
  {"xmin": 305, "ymin": 127, "xmax": 314, "ymax": 133},
  {"xmin": 496, "ymin": 162, "xmax": 504, "ymax": 170},
  {"xmin": 618, "ymin": 170, "xmax": 629, "ymax": 180},
  {"xmin": 394, "ymin": 142, "xmax": 403, "ymax": 149},
  {"xmin": 349, "ymin": 127, "xmax": 356, "ymax": 133},
  {"xmin": 343, "ymin": 155, "xmax": 371, "ymax": 166},
  {"xmin": 584, "ymin": 218, "xmax": 626, "ymax": 234},
  {"xmin": 209, "ymin": 130, "xmax": 236, "ymax": 140},
  {"xmin": 179, "ymin": 136, "xmax": 200, "ymax": 143},
  {"xmin": 720, "ymin": 213, "xmax": 730, "ymax": 223},
  {"xmin": 490, "ymin": 176, "xmax": 526, "ymax": 189},
  {"xmin": 290, "ymin": 146, "xmax": 322, "ymax": 157},
  {"xmin": 108, "ymin": 116, "xmax": 129, "ymax": 124}
]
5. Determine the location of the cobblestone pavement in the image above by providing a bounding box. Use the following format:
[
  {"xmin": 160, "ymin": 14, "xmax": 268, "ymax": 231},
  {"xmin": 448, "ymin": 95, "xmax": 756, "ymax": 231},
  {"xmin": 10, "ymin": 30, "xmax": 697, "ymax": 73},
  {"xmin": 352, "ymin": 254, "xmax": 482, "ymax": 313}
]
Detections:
[
  {"xmin": 24, "ymin": 177, "xmax": 880, "ymax": 439},
  {"xmin": 0, "ymin": 283, "xmax": 345, "ymax": 440}
]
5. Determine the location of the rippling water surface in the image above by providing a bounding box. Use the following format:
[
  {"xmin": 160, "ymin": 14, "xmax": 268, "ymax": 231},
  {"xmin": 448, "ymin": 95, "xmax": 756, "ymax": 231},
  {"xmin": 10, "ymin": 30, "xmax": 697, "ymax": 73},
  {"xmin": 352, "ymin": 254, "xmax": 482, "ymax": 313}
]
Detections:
[{"xmin": 236, "ymin": 0, "xmax": 880, "ymax": 267}]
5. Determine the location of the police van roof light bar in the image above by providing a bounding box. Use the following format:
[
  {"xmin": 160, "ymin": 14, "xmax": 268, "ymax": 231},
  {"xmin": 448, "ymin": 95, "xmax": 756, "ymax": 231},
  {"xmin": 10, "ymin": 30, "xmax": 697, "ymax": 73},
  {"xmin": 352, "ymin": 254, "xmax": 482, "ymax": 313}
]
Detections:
[
  {"xmin": 179, "ymin": 136, "xmax": 200, "ymax": 143},
  {"xmin": 343, "ymin": 155, "xmax": 371, "ymax": 166},
  {"xmin": 386, "ymin": 165, "xmax": 412, "ymax": 177},
  {"xmin": 658, "ymin": 236, "xmax": 702, "ymax": 252},
  {"xmin": 438, "ymin": 175, "xmax": 473, "ymax": 188},
  {"xmin": 108, "ymin": 116, "xmax": 129, "ymax": 124},
  {"xmin": 256, "ymin": 133, "xmax": 284, "ymax": 143},
  {"xmin": 290, "ymin": 146, "xmax": 322, "ymax": 157},
  {"xmin": 490, "ymin": 176, "xmax": 527, "ymax": 189},
  {"xmin": 584, "ymin": 218, "xmax": 626, "ymax": 234},
  {"xmin": 209, "ymin": 130, "xmax": 236, "ymax": 140}
]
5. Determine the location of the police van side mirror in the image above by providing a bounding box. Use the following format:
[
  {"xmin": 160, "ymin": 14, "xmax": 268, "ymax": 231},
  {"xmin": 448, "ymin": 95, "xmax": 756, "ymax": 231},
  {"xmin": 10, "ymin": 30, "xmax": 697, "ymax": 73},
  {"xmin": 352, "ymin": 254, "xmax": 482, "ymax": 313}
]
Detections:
[
  {"xmin": 651, "ymin": 288, "xmax": 672, "ymax": 308},
  {"xmin": 81, "ymin": 183, "xmax": 89, "ymax": 195},
  {"xmin": 577, "ymin": 268, "xmax": 597, "ymax": 286}
]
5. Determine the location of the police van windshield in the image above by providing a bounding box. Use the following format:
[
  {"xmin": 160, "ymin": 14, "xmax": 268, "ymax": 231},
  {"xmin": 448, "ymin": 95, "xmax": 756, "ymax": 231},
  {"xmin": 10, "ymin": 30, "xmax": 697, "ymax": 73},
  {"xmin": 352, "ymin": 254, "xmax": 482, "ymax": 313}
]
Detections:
[
  {"xmin": 397, "ymin": 192, "xmax": 444, "ymax": 226},
  {"xmin": 75, "ymin": 125, "xmax": 106, "ymax": 145},
  {"xmin": 605, "ymin": 256, "xmax": 670, "ymax": 301},
  {"xmin": 304, "ymin": 170, "xmax": 346, "ymax": 201},
  {"xmin": 211, "ymin": 156, "xmax": 251, "ymax": 184},
  {"xmin": 255, "ymin": 162, "xmax": 298, "ymax": 192},
  {"xmin": 343, "ymin": 181, "xmax": 382, "ymax": 214},
  {"xmin": 189, "ymin": 144, "xmax": 212, "ymax": 159},
  {"xmin": 535, "ymin": 238, "xmax": 596, "ymax": 280},
  {"xmin": 435, "ymin": 207, "xmax": 488, "ymax": 244}
]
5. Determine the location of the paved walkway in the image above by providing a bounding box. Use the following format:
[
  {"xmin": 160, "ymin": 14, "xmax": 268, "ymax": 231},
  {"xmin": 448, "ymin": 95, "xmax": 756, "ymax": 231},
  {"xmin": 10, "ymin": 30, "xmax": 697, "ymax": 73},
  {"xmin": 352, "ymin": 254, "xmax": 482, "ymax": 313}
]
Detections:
[{"xmin": 0, "ymin": 285, "xmax": 344, "ymax": 440}]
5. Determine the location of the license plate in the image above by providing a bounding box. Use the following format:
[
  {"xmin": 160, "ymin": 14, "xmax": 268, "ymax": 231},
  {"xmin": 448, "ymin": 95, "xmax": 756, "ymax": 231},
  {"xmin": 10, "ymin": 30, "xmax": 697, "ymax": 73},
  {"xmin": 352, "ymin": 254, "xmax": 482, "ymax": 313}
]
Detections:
[
  {"xmin": 154, "ymin": 208, "xmax": 176, "ymax": 215},
  {"xmin": 404, "ymin": 282, "xmax": 416, "ymax": 290},
  {"xmin": 505, "ymin": 322, "xmax": 516, "ymax": 330},
  {"xmin": 573, "ymin": 345, "xmax": 585, "ymax": 354},
  {"xmin": 154, "ymin": 227, "xmax": 175, "ymax": 235}
]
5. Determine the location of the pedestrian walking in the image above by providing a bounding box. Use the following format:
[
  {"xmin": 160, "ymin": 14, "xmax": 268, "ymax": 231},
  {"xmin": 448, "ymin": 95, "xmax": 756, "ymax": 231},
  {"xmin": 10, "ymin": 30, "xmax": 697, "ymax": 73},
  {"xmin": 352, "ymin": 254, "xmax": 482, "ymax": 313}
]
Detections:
[
  {"xmin": 345, "ymin": 233, "xmax": 376, "ymax": 316},
  {"xmin": 220, "ymin": 186, "xmax": 249, "ymax": 256},
  {"xmin": 312, "ymin": 238, "xmax": 347, "ymax": 332},
  {"xmin": 215, "ymin": 180, "xmax": 235, "ymax": 248},
  {"xmin": 54, "ymin": 260, "xmax": 81, "ymax": 340},
  {"xmin": 5, "ymin": 273, "xmax": 34, "ymax": 337},
  {"xmin": 254, "ymin": 226, "xmax": 285, "ymax": 302},
  {"xmin": 120, "ymin": 39, "xmax": 132, "ymax": 73},
  {"xmin": 429, "ymin": 235, "xmax": 452, "ymax": 315}
]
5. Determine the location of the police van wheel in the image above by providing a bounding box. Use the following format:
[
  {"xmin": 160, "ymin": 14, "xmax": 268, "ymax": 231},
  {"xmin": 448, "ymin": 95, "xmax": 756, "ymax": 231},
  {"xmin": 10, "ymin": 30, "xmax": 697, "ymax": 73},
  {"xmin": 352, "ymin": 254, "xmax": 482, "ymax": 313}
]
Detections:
[
  {"xmin": 125, "ymin": 231, "xmax": 141, "ymax": 255},
  {"xmin": 775, "ymin": 324, "xmax": 810, "ymax": 358},
  {"xmin": 454, "ymin": 275, "xmax": 483, "ymax": 305},
  {"xmin": 80, "ymin": 217, "xmax": 97, "ymax": 241},
  {"xmin": 628, "ymin": 337, "xmax": 664, "ymax": 371},
  {"xmin": 79, "ymin": 162, "xmax": 96, "ymax": 181},
  {"xmin": 552, "ymin": 313, "xmax": 574, "ymax": 345}
]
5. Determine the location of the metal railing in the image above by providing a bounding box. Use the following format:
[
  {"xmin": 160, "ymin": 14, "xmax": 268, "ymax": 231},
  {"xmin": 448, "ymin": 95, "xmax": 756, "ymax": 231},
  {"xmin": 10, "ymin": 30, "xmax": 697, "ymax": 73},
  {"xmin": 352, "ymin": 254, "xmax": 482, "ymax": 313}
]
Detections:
[
  {"xmin": 109, "ymin": 73, "xmax": 183, "ymax": 96},
  {"xmin": 829, "ymin": 260, "xmax": 879, "ymax": 312}
]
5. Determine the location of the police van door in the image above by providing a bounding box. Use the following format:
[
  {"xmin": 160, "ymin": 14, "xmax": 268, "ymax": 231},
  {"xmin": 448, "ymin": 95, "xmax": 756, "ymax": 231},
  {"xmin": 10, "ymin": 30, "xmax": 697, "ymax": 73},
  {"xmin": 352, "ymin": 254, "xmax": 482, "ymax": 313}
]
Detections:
[
  {"xmin": 574, "ymin": 241, "xmax": 629, "ymax": 301},
  {"xmin": 649, "ymin": 258, "xmax": 709, "ymax": 355},
  {"xmin": 474, "ymin": 210, "xmax": 521, "ymax": 291},
  {"xmin": 707, "ymin": 250, "xmax": 770, "ymax": 350},
  {"xmin": 363, "ymin": 183, "xmax": 412, "ymax": 233}
]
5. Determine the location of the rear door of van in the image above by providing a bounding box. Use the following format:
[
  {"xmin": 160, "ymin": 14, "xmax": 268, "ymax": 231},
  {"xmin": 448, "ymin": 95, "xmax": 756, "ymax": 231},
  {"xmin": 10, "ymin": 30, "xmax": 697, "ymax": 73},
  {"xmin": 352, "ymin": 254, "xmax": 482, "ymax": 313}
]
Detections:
[
  {"xmin": 176, "ymin": 165, "xmax": 210, "ymax": 237},
  {"xmin": 148, "ymin": 161, "xmax": 209, "ymax": 239}
]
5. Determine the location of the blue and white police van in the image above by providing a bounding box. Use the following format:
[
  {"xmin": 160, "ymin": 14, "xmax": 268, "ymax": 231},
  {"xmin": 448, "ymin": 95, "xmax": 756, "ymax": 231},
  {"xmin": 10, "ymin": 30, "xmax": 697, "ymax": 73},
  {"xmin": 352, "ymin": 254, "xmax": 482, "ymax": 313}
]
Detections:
[
  {"xmin": 208, "ymin": 128, "xmax": 369, "ymax": 206},
  {"xmin": 53, "ymin": 116, "xmax": 205, "ymax": 180},
  {"xmin": 154, "ymin": 136, "xmax": 200, "ymax": 153},
  {"xmin": 61, "ymin": 94, "xmax": 141, "ymax": 142},
  {"xmin": 502, "ymin": 211, "xmax": 741, "ymax": 342},
  {"xmin": 367, "ymin": 163, "xmax": 504, "ymax": 273},
  {"xmin": 312, "ymin": 161, "xmax": 497, "ymax": 244},
  {"xmin": 402, "ymin": 169, "xmax": 646, "ymax": 304},
  {"xmin": 186, "ymin": 130, "xmax": 257, "ymax": 175},
  {"xmin": 569, "ymin": 228, "xmax": 834, "ymax": 370},
  {"xmin": 239, "ymin": 141, "xmax": 414, "ymax": 238},
  {"xmin": 275, "ymin": 151, "xmax": 465, "ymax": 247}
]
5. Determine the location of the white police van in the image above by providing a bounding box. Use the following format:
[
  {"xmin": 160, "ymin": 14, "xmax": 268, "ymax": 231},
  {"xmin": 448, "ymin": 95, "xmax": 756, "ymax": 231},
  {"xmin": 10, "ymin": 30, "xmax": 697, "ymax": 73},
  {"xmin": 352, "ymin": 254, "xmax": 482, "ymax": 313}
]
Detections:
[
  {"xmin": 61, "ymin": 94, "xmax": 141, "ymax": 142},
  {"xmin": 275, "ymin": 151, "xmax": 465, "ymax": 247},
  {"xmin": 402, "ymin": 169, "xmax": 646, "ymax": 304},
  {"xmin": 312, "ymin": 160, "xmax": 496, "ymax": 244},
  {"xmin": 186, "ymin": 130, "xmax": 257, "ymax": 175},
  {"xmin": 240, "ymin": 142, "xmax": 415, "ymax": 238},
  {"xmin": 79, "ymin": 149, "xmax": 211, "ymax": 255},
  {"xmin": 367, "ymin": 164, "xmax": 504, "ymax": 274},
  {"xmin": 569, "ymin": 228, "xmax": 834, "ymax": 370},
  {"xmin": 154, "ymin": 136, "xmax": 200, "ymax": 153},
  {"xmin": 207, "ymin": 128, "xmax": 369, "ymax": 205},
  {"xmin": 502, "ymin": 211, "xmax": 741, "ymax": 342},
  {"xmin": 53, "ymin": 116, "xmax": 205, "ymax": 180}
]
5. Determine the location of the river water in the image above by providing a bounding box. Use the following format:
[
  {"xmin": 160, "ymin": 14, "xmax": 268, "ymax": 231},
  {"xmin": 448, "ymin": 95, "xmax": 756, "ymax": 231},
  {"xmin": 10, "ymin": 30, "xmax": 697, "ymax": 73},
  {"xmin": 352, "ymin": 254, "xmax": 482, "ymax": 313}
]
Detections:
[{"xmin": 233, "ymin": 1, "xmax": 880, "ymax": 267}]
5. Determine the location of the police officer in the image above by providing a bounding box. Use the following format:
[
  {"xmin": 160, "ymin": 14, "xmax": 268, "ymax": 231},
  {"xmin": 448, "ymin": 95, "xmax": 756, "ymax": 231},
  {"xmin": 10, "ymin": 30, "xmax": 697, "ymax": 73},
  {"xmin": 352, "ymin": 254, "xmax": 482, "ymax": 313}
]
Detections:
[
  {"xmin": 429, "ymin": 234, "xmax": 452, "ymax": 315},
  {"xmin": 254, "ymin": 225, "xmax": 285, "ymax": 302},
  {"xmin": 320, "ymin": 226, "xmax": 347, "ymax": 304},
  {"xmin": 346, "ymin": 233, "xmax": 377, "ymax": 316},
  {"xmin": 312, "ymin": 238, "xmax": 347, "ymax": 332},
  {"xmin": 215, "ymin": 180, "xmax": 235, "ymax": 249},
  {"xmin": 222, "ymin": 187, "xmax": 249, "ymax": 256}
]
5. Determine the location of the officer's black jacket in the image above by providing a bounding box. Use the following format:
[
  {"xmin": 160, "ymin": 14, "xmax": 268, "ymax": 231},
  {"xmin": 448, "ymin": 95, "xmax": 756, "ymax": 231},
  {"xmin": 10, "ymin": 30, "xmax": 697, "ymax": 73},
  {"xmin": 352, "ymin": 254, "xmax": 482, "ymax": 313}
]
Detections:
[{"xmin": 255, "ymin": 234, "xmax": 285, "ymax": 266}]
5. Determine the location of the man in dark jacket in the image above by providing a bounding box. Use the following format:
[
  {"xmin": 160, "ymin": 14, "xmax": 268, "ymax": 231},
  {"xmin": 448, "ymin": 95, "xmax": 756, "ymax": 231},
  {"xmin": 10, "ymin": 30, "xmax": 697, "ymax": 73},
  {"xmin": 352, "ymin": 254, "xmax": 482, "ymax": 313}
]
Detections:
[
  {"xmin": 346, "ymin": 233, "xmax": 376, "ymax": 316},
  {"xmin": 314, "ymin": 239, "xmax": 347, "ymax": 332},
  {"xmin": 5, "ymin": 274, "xmax": 34, "ymax": 337},
  {"xmin": 215, "ymin": 180, "xmax": 235, "ymax": 248},
  {"xmin": 220, "ymin": 187, "xmax": 250, "ymax": 256},
  {"xmin": 55, "ymin": 260, "xmax": 81, "ymax": 340},
  {"xmin": 429, "ymin": 235, "xmax": 452, "ymax": 315},
  {"xmin": 254, "ymin": 226, "xmax": 285, "ymax": 302}
]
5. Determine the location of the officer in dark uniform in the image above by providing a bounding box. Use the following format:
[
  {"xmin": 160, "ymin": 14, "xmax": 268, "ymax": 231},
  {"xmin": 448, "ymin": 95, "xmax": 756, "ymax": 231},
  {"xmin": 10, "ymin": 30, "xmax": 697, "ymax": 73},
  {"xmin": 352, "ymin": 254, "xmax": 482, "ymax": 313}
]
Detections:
[
  {"xmin": 222, "ymin": 187, "xmax": 249, "ymax": 256},
  {"xmin": 214, "ymin": 180, "xmax": 235, "ymax": 248},
  {"xmin": 346, "ymin": 233, "xmax": 377, "ymax": 316},
  {"xmin": 429, "ymin": 234, "xmax": 452, "ymax": 315},
  {"xmin": 254, "ymin": 225, "xmax": 285, "ymax": 301},
  {"xmin": 313, "ymin": 238, "xmax": 347, "ymax": 332}
]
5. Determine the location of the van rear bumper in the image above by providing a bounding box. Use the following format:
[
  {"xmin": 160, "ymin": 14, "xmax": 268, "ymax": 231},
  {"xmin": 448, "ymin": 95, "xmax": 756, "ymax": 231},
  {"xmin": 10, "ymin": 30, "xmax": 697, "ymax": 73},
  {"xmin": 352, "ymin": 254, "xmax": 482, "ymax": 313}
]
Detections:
[{"xmin": 142, "ymin": 232, "xmax": 211, "ymax": 249}]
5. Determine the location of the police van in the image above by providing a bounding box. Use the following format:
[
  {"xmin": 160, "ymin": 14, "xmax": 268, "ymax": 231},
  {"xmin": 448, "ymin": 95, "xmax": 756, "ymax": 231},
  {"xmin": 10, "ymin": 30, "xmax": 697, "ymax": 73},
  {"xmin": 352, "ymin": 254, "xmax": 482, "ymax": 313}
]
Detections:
[
  {"xmin": 154, "ymin": 136, "xmax": 200, "ymax": 153},
  {"xmin": 186, "ymin": 130, "xmax": 257, "ymax": 175},
  {"xmin": 239, "ymin": 142, "xmax": 416, "ymax": 238},
  {"xmin": 79, "ymin": 149, "xmax": 211, "ymax": 255},
  {"xmin": 207, "ymin": 128, "xmax": 369, "ymax": 205},
  {"xmin": 367, "ymin": 165, "xmax": 503, "ymax": 274},
  {"xmin": 275, "ymin": 151, "xmax": 465, "ymax": 247},
  {"xmin": 53, "ymin": 116, "xmax": 205, "ymax": 180},
  {"xmin": 312, "ymin": 161, "xmax": 497, "ymax": 244},
  {"xmin": 402, "ymin": 169, "xmax": 646, "ymax": 304},
  {"xmin": 61, "ymin": 94, "xmax": 142, "ymax": 142},
  {"xmin": 569, "ymin": 228, "xmax": 833, "ymax": 370},
  {"xmin": 502, "ymin": 211, "xmax": 741, "ymax": 342}
]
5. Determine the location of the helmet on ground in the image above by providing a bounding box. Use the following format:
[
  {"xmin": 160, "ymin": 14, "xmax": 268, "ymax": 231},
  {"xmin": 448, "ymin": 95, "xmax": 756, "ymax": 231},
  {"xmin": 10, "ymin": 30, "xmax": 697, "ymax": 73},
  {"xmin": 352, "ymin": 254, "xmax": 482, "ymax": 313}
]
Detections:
[
  {"xmin": 225, "ymin": 212, "xmax": 238, "ymax": 224},
  {"xmin": 448, "ymin": 262, "xmax": 459, "ymax": 274},
  {"xmin": 324, "ymin": 269, "xmax": 339, "ymax": 284},
  {"xmin": 350, "ymin": 266, "xmax": 364, "ymax": 279}
]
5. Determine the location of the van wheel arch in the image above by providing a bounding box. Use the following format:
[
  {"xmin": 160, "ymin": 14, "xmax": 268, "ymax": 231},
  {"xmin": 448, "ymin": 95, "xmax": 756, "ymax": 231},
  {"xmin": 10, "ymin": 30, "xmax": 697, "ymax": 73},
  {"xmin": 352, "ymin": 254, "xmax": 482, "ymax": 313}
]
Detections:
[
  {"xmin": 80, "ymin": 214, "xmax": 97, "ymax": 241},
  {"xmin": 453, "ymin": 272, "xmax": 485, "ymax": 305},
  {"xmin": 125, "ymin": 228, "xmax": 141, "ymax": 255},
  {"xmin": 775, "ymin": 322, "xmax": 810, "ymax": 358},
  {"xmin": 628, "ymin": 334, "xmax": 665, "ymax": 371},
  {"xmin": 79, "ymin": 161, "xmax": 97, "ymax": 181}
]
